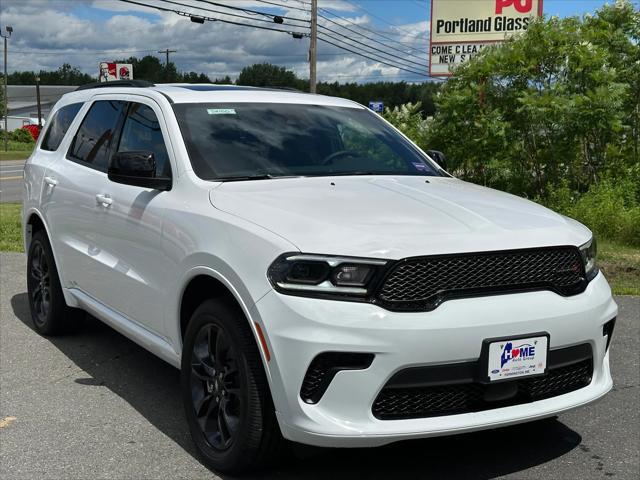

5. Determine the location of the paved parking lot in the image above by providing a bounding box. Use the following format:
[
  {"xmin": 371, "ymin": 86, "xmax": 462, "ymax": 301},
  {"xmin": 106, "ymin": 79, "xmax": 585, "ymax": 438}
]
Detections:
[{"xmin": 1, "ymin": 251, "xmax": 638, "ymax": 479}]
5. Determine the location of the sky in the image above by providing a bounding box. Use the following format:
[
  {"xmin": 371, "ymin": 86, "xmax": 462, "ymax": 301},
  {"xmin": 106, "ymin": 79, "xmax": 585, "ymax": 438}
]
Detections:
[{"xmin": 0, "ymin": 0, "xmax": 631, "ymax": 84}]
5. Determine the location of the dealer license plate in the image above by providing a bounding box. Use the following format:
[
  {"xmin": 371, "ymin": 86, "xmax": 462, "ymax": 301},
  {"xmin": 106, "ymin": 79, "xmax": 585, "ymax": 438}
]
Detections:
[{"xmin": 487, "ymin": 335, "xmax": 548, "ymax": 381}]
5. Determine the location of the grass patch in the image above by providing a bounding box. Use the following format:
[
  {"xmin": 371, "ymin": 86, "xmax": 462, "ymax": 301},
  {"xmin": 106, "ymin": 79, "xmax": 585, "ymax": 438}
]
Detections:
[
  {"xmin": 0, "ymin": 203, "xmax": 23, "ymax": 252},
  {"xmin": 0, "ymin": 150, "xmax": 32, "ymax": 161},
  {"xmin": 599, "ymin": 240, "xmax": 640, "ymax": 296},
  {"xmin": 0, "ymin": 203, "xmax": 637, "ymax": 295}
]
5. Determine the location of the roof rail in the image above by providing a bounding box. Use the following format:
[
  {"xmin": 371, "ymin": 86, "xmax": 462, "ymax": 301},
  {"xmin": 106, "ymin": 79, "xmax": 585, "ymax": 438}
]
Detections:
[
  {"xmin": 76, "ymin": 80, "xmax": 155, "ymax": 91},
  {"xmin": 266, "ymin": 86, "xmax": 302, "ymax": 92}
]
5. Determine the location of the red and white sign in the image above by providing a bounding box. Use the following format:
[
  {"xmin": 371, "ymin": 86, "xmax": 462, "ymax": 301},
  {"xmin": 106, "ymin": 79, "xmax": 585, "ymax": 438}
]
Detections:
[
  {"xmin": 99, "ymin": 62, "xmax": 134, "ymax": 82},
  {"xmin": 429, "ymin": 0, "xmax": 543, "ymax": 76}
]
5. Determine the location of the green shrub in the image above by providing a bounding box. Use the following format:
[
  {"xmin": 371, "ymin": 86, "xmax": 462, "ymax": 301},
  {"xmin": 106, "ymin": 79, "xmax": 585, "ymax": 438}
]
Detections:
[
  {"xmin": 383, "ymin": 102, "xmax": 430, "ymax": 150},
  {"xmin": 545, "ymin": 175, "xmax": 640, "ymax": 246},
  {"xmin": 10, "ymin": 128, "xmax": 35, "ymax": 144}
]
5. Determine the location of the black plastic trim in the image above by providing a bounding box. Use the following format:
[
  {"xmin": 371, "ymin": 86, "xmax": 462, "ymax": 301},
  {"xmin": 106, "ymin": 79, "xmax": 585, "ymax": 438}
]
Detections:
[
  {"xmin": 76, "ymin": 80, "xmax": 155, "ymax": 91},
  {"xmin": 373, "ymin": 343, "xmax": 594, "ymax": 420},
  {"xmin": 383, "ymin": 343, "xmax": 592, "ymax": 389},
  {"xmin": 300, "ymin": 352, "xmax": 374, "ymax": 404},
  {"xmin": 603, "ymin": 317, "xmax": 616, "ymax": 352}
]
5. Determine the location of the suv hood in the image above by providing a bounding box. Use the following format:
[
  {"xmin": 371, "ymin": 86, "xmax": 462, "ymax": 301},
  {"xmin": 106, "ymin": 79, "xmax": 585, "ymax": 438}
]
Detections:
[{"xmin": 209, "ymin": 176, "xmax": 591, "ymax": 259}]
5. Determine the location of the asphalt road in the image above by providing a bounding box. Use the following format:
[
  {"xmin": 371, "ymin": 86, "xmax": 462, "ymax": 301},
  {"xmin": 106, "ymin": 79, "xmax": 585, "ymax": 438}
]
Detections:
[
  {"xmin": 1, "ymin": 251, "xmax": 638, "ymax": 480},
  {"xmin": 0, "ymin": 160, "xmax": 25, "ymax": 203}
]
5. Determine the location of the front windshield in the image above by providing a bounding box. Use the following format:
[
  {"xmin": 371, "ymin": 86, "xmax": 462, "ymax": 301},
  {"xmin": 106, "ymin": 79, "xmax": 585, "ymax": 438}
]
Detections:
[{"xmin": 173, "ymin": 102, "xmax": 440, "ymax": 180}]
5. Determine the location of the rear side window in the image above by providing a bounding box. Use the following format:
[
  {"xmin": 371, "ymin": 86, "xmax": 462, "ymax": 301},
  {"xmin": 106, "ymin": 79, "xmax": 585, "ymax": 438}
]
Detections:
[
  {"xmin": 118, "ymin": 103, "xmax": 171, "ymax": 177},
  {"xmin": 40, "ymin": 103, "xmax": 83, "ymax": 151},
  {"xmin": 68, "ymin": 100, "xmax": 126, "ymax": 171}
]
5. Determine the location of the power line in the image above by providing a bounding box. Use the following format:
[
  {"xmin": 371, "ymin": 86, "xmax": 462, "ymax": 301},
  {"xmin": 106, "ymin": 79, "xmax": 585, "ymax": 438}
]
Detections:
[
  {"xmin": 318, "ymin": 10, "xmax": 427, "ymax": 54},
  {"xmin": 253, "ymin": 0, "xmax": 310, "ymax": 13},
  {"xmin": 118, "ymin": 0, "xmax": 438, "ymax": 80},
  {"xmin": 182, "ymin": 0, "xmax": 428, "ymax": 71},
  {"xmin": 119, "ymin": 0, "xmax": 309, "ymax": 36},
  {"xmin": 318, "ymin": 7, "xmax": 428, "ymax": 47},
  {"xmin": 317, "ymin": 33, "xmax": 429, "ymax": 78},
  {"xmin": 9, "ymin": 48, "xmax": 159, "ymax": 56},
  {"xmin": 190, "ymin": 0, "xmax": 309, "ymax": 23},
  {"xmin": 157, "ymin": 0, "xmax": 308, "ymax": 26},
  {"xmin": 318, "ymin": 21, "xmax": 428, "ymax": 69},
  {"xmin": 342, "ymin": 0, "xmax": 429, "ymax": 39}
]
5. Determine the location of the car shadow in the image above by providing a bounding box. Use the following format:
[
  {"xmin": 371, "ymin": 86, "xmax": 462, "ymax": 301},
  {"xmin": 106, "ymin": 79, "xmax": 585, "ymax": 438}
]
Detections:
[{"xmin": 11, "ymin": 292, "xmax": 582, "ymax": 480}]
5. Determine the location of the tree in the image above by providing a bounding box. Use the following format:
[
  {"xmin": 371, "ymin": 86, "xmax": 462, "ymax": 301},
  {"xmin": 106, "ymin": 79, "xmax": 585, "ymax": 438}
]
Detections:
[
  {"xmin": 114, "ymin": 55, "xmax": 165, "ymax": 82},
  {"xmin": 426, "ymin": 0, "xmax": 639, "ymax": 199},
  {"xmin": 8, "ymin": 64, "xmax": 93, "ymax": 85},
  {"xmin": 237, "ymin": 63, "xmax": 298, "ymax": 87}
]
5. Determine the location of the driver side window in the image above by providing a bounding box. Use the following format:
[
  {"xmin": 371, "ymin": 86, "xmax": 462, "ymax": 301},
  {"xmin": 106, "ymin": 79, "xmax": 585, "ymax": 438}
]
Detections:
[{"xmin": 118, "ymin": 103, "xmax": 171, "ymax": 177}]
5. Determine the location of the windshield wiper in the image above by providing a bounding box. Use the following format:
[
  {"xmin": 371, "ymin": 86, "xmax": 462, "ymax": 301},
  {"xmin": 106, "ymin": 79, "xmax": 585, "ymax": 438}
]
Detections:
[
  {"xmin": 214, "ymin": 174, "xmax": 300, "ymax": 182},
  {"xmin": 327, "ymin": 171, "xmax": 387, "ymax": 177}
]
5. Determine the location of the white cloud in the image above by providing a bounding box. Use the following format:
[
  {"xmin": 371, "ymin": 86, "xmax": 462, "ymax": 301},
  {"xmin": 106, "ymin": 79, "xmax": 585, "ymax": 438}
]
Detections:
[{"xmin": 1, "ymin": 0, "xmax": 430, "ymax": 83}]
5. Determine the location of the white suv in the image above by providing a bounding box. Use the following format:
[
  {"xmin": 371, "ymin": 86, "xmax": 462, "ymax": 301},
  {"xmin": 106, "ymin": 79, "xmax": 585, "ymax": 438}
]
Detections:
[{"xmin": 22, "ymin": 81, "xmax": 617, "ymax": 473}]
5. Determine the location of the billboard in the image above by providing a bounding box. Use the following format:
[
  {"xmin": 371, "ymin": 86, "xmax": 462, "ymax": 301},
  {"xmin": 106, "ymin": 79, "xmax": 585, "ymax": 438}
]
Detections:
[
  {"xmin": 99, "ymin": 62, "xmax": 134, "ymax": 82},
  {"xmin": 429, "ymin": 0, "xmax": 543, "ymax": 76}
]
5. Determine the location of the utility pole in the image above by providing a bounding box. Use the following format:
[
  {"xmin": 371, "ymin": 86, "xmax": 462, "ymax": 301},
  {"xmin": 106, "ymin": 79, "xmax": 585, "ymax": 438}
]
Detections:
[
  {"xmin": 158, "ymin": 48, "xmax": 177, "ymax": 81},
  {"xmin": 1, "ymin": 26, "xmax": 13, "ymax": 152},
  {"xmin": 309, "ymin": 0, "xmax": 317, "ymax": 93},
  {"xmin": 35, "ymin": 76, "xmax": 42, "ymax": 129}
]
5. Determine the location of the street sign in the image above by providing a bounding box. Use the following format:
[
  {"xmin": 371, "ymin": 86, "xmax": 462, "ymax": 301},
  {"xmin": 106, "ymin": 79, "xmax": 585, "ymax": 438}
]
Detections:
[
  {"xmin": 99, "ymin": 62, "xmax": 134, "ymax": 82},
  {"xmin": 429, "ymin": 0, "xmax": 543, "ymax": 76},
  {"xmin": 368, "ymin": 101, "xmax": 384, "ymax": 113}
]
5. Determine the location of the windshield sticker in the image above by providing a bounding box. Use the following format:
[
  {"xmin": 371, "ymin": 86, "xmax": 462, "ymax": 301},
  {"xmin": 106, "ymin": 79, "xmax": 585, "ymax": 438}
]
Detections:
[
  {"xmin": 412, "ymin": 162, "xmax": 429, "ymax": 172},
  {"xmin": 207, "ymin": 108, "xmax": 236, "ymax": 115}
]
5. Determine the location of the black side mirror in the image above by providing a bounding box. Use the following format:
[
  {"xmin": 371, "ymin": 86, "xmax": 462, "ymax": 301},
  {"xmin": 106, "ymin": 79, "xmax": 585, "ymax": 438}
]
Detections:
[
  {"xmin": 427, "ymin": 150, "xmax": 447, "ymax": 170},
  {"xmin": 108, "ymin": 151, "xmax": 171, "ymax": 191}
]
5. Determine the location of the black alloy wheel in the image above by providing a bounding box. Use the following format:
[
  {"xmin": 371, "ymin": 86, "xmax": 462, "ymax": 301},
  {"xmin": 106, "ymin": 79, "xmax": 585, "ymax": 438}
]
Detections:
[
  {"xmin": 28, "ymin": 241, "xmax": 51, "ymax": 327},
  {"xmin": 181, "ymin": 298, "xmax": 286, "ymax": 473},
  {"xmin": 190, "ymin": 323, "xmax": 243, "ymax": 451},
  {"xmin": 26, "ymin": 230, "xmax": 82, "ymax": 335}
]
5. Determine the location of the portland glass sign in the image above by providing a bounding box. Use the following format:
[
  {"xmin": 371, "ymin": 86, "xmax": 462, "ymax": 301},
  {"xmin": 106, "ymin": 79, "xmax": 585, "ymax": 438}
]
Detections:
[{"xmin": 429, "ymin": 0, "xmax": 543, "ymax": 76}]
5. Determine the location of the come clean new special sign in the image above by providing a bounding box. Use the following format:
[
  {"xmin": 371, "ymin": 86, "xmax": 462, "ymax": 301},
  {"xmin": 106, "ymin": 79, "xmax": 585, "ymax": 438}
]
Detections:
[{"xmin": 429, "ymin": 0, "xmax": 543, "ymax": 76}]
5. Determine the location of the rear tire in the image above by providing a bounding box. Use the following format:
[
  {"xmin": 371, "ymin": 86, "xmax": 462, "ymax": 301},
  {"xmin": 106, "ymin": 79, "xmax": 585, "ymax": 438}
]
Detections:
[
  {"xmin": 181, "ymin": 298, "xmax": 286, "ymax": 474},
  {"xmin": 26, "ymin": 230, "xmax": 83, "ymax": 335}
]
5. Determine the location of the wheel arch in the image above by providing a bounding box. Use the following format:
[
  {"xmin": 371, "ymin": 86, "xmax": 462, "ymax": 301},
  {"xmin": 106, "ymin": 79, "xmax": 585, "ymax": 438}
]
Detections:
[
  {"xmin": 22, "ymin": 207, "xmax": 80, "ymax": 308},
  {"xmin": 24, "ymin": 208, "xmax": 48, "ymax": 252},
  {"xmin": 177, "ymin": 267, "xmax": 273, "ymax": 378}
]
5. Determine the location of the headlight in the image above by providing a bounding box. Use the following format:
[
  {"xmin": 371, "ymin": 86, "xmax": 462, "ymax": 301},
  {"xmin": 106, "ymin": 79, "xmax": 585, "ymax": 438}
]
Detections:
[
  {"xmin": 580, "ymin": 237, "xmax": 598, "ymax": 281},
  {"xmin": 268, "ymin": 254, "xmax": 387, "ymax": 297}
]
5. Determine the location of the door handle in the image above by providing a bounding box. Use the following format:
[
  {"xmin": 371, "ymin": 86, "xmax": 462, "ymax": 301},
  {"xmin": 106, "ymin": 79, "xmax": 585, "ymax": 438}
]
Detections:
[
  {"xmin": 44, "ymin": 176, "xmax": 58, "ymax": 187},
  {"xmin": 95, "ymin": 193, "xmax": 113, "ymax": 207}
]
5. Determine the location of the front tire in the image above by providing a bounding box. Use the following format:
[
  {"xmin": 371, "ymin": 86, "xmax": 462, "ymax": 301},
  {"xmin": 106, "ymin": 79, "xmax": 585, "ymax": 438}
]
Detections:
[
  {"xmin": 181, "ymin": 299, "xmax": 286, "ymax": 474},
  {"xmin": 26, "ymin": 230, "xmax": 82, "ymax": 335}
]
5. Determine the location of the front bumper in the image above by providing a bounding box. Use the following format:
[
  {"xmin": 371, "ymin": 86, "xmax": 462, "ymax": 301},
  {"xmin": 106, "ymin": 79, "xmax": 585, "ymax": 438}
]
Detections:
[{"xmin": 252, "ymin": 272, "xmax": 617, "ymax": 447}]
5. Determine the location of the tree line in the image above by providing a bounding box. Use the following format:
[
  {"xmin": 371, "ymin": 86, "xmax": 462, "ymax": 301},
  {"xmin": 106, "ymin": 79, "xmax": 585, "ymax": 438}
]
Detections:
[{"xmin": 5, "ymin": 57, "xmax": 439, "ymax": 116}]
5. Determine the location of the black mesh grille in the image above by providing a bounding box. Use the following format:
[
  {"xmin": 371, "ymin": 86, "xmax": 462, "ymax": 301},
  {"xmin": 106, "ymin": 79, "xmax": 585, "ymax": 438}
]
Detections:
[
  {"xmin": 376, "ymin": 247, "xmax": 585, "ymax": 311},
  {"xmin": 372, "ymin": 358, "xmax": 593, "ymax": 420}
]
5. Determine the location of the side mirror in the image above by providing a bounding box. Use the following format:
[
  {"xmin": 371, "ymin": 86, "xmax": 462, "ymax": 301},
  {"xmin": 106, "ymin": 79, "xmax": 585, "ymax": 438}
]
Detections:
[
  {"xmin": 427, "ymin": 150, "xmax": 447, "ymax": 170},
  {"xmin": 108, "ymin": 151, "xmax": 171, "ymax": 191}
]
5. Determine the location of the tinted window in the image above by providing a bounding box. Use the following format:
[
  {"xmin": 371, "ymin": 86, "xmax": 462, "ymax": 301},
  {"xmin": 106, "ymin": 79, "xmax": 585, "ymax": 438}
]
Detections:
[
  {"xmin": 40, "ymin": 103, "xmax": 83, "ymax": 151},
  {"xmin": 118, "ymin": 103, "xmax": 170, "ymax": 177},
  {"xmin": 173, "ymin": 103, "xmax": 439, "ymax": 180},
  {"xmin": 68, "ymin": 100, "xmax": 126, "ymax": 171}
]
